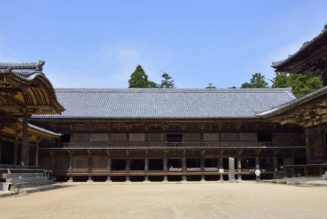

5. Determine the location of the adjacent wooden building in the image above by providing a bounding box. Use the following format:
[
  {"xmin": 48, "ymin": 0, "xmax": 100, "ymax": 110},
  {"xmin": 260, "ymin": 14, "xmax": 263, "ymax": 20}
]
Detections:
[
  {"xmin": 31, "ymin": 88, "xmax": 308, "ymax": 182},
  {"xmin": 0, "ymin": 61, "xmax": 63, "ymax": 168}
]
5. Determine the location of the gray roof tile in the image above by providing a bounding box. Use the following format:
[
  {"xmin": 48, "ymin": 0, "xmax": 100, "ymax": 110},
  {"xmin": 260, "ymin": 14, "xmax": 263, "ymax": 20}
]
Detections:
[{"xmin": 33, "ymin": 88, "xmax": 295, "ymax": 119}]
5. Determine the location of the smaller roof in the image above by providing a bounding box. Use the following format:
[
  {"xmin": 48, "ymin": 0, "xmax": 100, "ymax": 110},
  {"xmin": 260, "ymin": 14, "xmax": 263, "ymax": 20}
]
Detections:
[
  {"xmin": 27, "ymin": 122, "xmax": 62, "ymax": 138},
  {"xmin": 0, "ymin": 61, "xmax": 64, "ymax": 115},
  {"xmin": 2, "ymin": 120, "xmax": 61, "ymax": 139},
  {"xmin": 257, "ymin": 86, "xmax": 327, "ymax": 118}
]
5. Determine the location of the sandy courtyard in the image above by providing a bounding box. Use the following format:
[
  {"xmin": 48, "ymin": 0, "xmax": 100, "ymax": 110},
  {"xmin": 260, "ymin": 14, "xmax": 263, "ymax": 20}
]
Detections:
[{"xmin": 0, "ymin": 182, "xmax": 326, "ymax": 219}]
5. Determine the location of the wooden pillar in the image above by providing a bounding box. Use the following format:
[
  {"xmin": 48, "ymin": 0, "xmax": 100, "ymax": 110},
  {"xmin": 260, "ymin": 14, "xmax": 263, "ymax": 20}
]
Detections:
[
  {"xmin": 218, "ymin": 150, "xmax": 224, "ymax": 181},
  {"xmin": 13, "ymin": 132, "xmax": 19, "ymax": 165},
  {"xmin": 237, "ymin": 158, "xmax": 242, "ymax": 181},
  {"xmin": 0, "ymin": 129, "xmax": 2, "ymax": 164},
  {"xmin": 273, "ymin": 156, "xmax": 278, "ymax": 177},
  {"xmin": 87, "ymin": 150, "xmax": 92, "ymax": 182},
  {"xmin": 68, "ymin": 150, "xmax": 73, "ymax": 182},
  {"xmin": 237, "ymin": 150, "xmax": 242, "ymax": 181},
  {"xmin": 35, "ymin": 139, "xmax": 40, "ymax": 167},
  {"xmin": 218, "ymin": 150, "xmax": 224, "ymax": 169},
  {"xmin": 21, "ymin": 111, "xmax": 29, "ymax": 166},
  {"xmin": 201, "ymin": 150, "xmax": 205, "ymax": 181},
  {"xmin": 255, "ymin": 150, "xmax": 260, "ymax": 169},
  {"xmin": 106, "ymin": 151, "xmax": 111, "ymax": 182},
  {"xmin": 182, "ymin": 150, "xmax": 187, "ymax": 181},
  {"xmin": 163, "ymin": 150, "xmax": 168, "ymax": 181},
  {"xmin": 305, "ymin": 128, "xmax": 311, "ymax": 163},
  {"xmin": 273, "ymin": 150, "xmax": 279, "ymax": 178},
  {"xmin": 50, "ymin": 151, "xmax": 55, "ymax": 170},
  {"xmin": 144, "ymin": 151, "xmax": 149, "ymax": 182},
  {"xmin": 126, "ymin": 151, "xmax": 130, "ymax": 182}
]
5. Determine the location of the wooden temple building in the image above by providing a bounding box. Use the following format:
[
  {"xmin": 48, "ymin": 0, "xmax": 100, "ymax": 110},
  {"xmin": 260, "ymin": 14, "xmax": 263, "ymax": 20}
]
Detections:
[
  {"xmin": 0, "ymin": 27, "xmax": 326, "ymax": 184},
  {"xmin": 31, "ymin": 88, "xmax": 306, "ymax": 182},
  {"xmin": 0, "ymin": 61, "xmax": 64, "ymax": 191},
  {"xmin": 270, "ymin": 27, "xmax": 327, "ymax": 177}
]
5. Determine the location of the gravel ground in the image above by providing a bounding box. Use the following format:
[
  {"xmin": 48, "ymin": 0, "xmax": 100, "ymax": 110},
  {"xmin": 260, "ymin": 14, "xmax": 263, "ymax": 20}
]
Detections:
[{"xmin": 0, "ymin": 182, "xmax": 326, "ymax": 219}]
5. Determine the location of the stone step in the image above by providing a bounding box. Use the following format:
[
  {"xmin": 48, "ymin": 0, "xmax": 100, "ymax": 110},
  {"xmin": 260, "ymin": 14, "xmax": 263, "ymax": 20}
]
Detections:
[
  {"xmin": 2, "ymin": 172, "xmax": 45, "ymax": 178},
  {"xmin": 14, "ymin": 179, "xmax": 54, "ymax": 190},
  {"xmin": 18, "ymin": 184, "xmax": 59, "ymax": 195},
  {"xmin": 6, "ymin": 176, "xmax": 49, "ymax": 184},
  {"xmin": 0, "ymin": 182, "xmax": 11, "ymax": 191}
]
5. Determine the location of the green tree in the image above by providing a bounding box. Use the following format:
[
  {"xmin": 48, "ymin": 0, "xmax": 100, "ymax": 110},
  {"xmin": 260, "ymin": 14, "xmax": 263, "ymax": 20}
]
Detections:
[
  {"xmin": 206, "ymin": 83, "xmax": 216, "ymax": 89},
  {"xmin": 159, "ymin": 72, "xmax": 175, "ymax": 88},
  {"xmin": 271, "ymin": 72, "xmax": 289, "ymax": 88},
  {"xmin": 241, "ymin": 73, "xmax": 269, "ymax": 88},
  {"xmin": 272, "ymin": 72, "xmax": 323, "ymax": 97},
  {"xmin": 128, "ymin": 65, "xmax": 157, "ymax": 88}
]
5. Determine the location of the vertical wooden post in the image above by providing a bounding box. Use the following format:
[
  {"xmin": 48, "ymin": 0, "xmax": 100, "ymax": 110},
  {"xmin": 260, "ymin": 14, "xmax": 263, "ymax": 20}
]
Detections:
[
  {"xmin": 218, "ymin": 150, "xmax": 224, "ymax": 181},
  {"xmin": 144, "ymin": 150, "xmax": 149, "ymax": 182},
  {"xmin": 237, "ymin": 159, "xmax": 242, "ymax": 181},
  {"xmin": 201, "ymin": 150, "xmax": 205, "ymax": 181},
  {"xmin": 182, "ymin": 150, "xmax": 187, "ymax": 181},
  {"xmin": 126, "ymin": 150, "xmax": 130, "ymax": 182},
  {"xmin": 0, "ymin": 129, "xmax": 2, "ymax": 164},
  {"xmin": 273, "ymin": 150, "xmax": 279, "ymax": 178},
  {"xmin": 237, "ymin": 150, "xmax": 242, "ymax": 181},
  {"xmin": 305, "ymin": 128, "xmax": 311, "ymax": 163},
  {"xmin": 87, "ymin": 150, "xmax": 92, "ymax": 182},
  {"xmin": 106, "ymin": 150, "xmax": 111, "ymax": 182},
  {"xmin": 163, "ymin": 150, "xmax": 168, "ymax": 182},
  {"xmin": 35, "ymin": 139, "xmax": 40, "ymax": 167},
  {"xmin": 21, "ymin": 110, "xmax": 29, "ymax": 166},
  {"xmin": 68, "ymin": 150, "xmax": 73, "ymax": 182},
  {"xmin": 255, "ymin": 150, "xmax": 260, "ymax": 169},
  {"xmin": 13, "ymin": 132, "xmax": 19, "ymax": 165}
]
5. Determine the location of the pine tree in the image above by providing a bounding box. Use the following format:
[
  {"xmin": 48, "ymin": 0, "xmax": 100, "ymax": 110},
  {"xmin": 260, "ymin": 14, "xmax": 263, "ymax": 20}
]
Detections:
[
  {"xmin": 206, "ymin": 83, "xmax": 217, "ymax": 89},
  {"xmin": 159, "ymin": 73, "xmax": 175, "ymax": 88},
  {"xmin": 241, "ymin": 73, "xmax": 269, "ymax": 88},
  {"xmin": 128, "ymin": 65, "xmax": 157, "ymax": 88}
]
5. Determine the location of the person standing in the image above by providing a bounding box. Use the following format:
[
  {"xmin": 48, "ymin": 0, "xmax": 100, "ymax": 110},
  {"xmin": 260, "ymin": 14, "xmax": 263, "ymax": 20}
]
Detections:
[{"xmin": 255, "ymin": 169, "xmax": 261, "ymax": 182}]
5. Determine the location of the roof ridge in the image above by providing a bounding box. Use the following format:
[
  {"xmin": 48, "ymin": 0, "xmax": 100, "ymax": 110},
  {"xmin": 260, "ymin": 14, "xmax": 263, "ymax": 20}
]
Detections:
[
  {"xmin": 0, "ymin": 60, "xmax": 45, "ymax": 71},
  {"xmin": 54, "ymin": 87, "xmax": 293, "ymax": 93}
]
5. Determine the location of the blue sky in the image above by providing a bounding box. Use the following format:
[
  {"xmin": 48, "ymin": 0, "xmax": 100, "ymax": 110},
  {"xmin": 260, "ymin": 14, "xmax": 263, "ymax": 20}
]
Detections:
[{"xmin": 0, "ymin": 0, "xmax": 327, "ymax": 88}]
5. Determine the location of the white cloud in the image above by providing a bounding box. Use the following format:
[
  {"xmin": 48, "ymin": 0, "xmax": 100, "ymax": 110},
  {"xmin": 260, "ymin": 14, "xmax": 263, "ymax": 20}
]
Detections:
[
  {"xmin": 45, "ymin": 42, "xmax": 169, "ymax": 88},
  {"xmin": 97, "ymin": 43, "xmax": 165, "ymax": 88},
  {"xmin": 0, "ymin": 36, "xmax": 18, "ymax": 62}
]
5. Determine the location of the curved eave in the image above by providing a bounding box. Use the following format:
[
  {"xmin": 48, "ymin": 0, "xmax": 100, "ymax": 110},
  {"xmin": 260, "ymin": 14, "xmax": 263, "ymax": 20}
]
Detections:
[
  {"xmin": 27, "ymin": 123, "xmax": 62, "ymax": 138},
  {"xmin": 272, "ymin": 28, "xmax": 327, "ymax": 72},
  {"xmin": 4, "ymin": 70, "xmax": 65, "ymax": 114},
  {"xmin": 257, "ymin": 86, "xmax": 327, "ymax": 118}
]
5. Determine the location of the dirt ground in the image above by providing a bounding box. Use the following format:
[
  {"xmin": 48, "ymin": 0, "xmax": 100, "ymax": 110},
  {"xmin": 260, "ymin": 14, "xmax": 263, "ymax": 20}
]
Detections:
[{"xmin": 0, "ymin": 182, "xmax": 326, "ymax": 219}]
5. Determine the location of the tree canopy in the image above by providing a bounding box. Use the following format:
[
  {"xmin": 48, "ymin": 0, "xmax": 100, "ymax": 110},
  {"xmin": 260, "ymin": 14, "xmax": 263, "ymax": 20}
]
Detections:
[
  {"xmin": 206, "ymin": 83, "xmax": 217, "ymax": 89},
  {"xmin": 271, "ymin": 72, "xmax": 323, "ymax": 97},
  {"xmin": 128, "ymin": 65, "xmax": 157, "ymax": 88},
  {"xmin": 159, "ymin": 73, "xmax": 175, "ymax": 88},
  {"xmin": 241, "ymin": 73, "xmax": 269, "ymax": 88}
]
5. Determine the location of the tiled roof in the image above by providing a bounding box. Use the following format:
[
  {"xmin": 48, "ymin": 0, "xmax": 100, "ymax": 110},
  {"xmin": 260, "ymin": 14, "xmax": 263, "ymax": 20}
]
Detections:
[
  {"xmin": 0, "ymin": 61, "xmax": 45, "ymax": 78},
  {"xmin": 33, "ymin": 88, "xmax": 295, "ymax": 119},
  {"xmin": 272, "ymin": 27, "xmax": 327, "ymax": 69},
  {"xmin": 0, "ymin": 61, "xmax": 64, "ymax": 113},
  {"xmin": 257, "ymin": 86, "xmax": 327, "ymax": 118}
]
